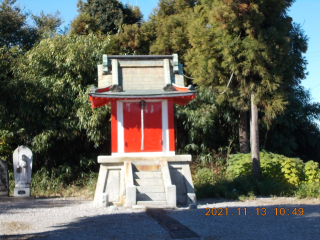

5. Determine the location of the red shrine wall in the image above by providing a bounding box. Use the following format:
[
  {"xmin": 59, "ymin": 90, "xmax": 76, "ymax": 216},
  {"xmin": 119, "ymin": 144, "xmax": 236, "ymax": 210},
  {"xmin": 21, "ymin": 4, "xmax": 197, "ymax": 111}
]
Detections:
[{"xmin": 110, "ymin": 99, "xmax": 175, "ymax": 155}]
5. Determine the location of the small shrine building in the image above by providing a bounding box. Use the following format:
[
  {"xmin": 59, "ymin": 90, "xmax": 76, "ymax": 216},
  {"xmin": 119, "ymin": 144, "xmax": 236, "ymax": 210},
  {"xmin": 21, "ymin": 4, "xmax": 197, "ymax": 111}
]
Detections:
[{"xmin": 89, "ymin": 54, "xmax": 197, "ymax": 208}]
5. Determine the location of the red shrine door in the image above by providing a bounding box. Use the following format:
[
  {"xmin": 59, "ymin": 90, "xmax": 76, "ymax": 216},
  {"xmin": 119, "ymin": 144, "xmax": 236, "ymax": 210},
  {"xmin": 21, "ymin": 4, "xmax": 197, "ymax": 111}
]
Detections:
[{"xmin": 123, "ymin": 101, "xmax": 163, "ymax": 152}]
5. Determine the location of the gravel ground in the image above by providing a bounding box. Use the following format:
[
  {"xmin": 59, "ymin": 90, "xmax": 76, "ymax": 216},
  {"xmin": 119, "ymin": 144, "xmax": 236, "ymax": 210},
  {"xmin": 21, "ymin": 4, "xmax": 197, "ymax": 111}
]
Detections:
[{"xmin": 0, "ymin": 197, "xmax": 319, "ymax": 240}]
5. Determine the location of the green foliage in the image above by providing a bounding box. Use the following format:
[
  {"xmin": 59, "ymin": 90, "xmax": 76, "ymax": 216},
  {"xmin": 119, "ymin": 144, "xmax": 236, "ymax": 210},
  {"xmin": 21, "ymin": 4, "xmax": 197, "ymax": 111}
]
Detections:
[
  {"xmin": 192, "ymin": 152, "xmax": 320, "ymax": 200},
  {"xmin": 0, "ymin": 0, "xmax": 36, "ymax": 50},
  {"xmin": 194, "ymin": 167, "xmax": 213, "ymax": 185},
  {"xmin": 227, "ymin": 153, "xmax": 252, "ymax": 177},
  {"xmin": 260, "ymin": 86, "xmax": 320, "ymax": 161},
  {"xmin": 304, "ymin": 161, "xmax": 320, "ymax": 183},
  {"xmin": 116, "ymin": 24, "xmax": 151, "ymax": 55},
  {"xmin": 0, "ymin": 33, "xmax": 115, "ymax": 170},
  {"xmin": 71, "ymin": 0, "xmax": 143, "ymax": 35},
  {"xmin": 227, "ymin": 152, "xmax": 319, "ymax": 187},
  {"xmin": 8, "ymin": 166, "xmax": 98, "ymax": 197},
  {"xmin": 175, "ymin": 86, "xmax": 239, "ymax": 157},
  {"xmin": 31, "ymin": 11, "xmax": 64, "ymax": 37},
  {"xmin": 280, "ymin": 157, "xmax": 304, "ymax": 186},
  {"xmin": 149, "ymin": 0, "xmax": 193, "ymax": 63},
  {"xmin": 0, "ymin": 0, "xmax": 63, "ymax": 50},
  {"xmin": 186, "ymin": 0, "xmax": 306, "ymax": 115},
  {"xmin": 295, "ymin": 182, "xmax": 320, "ymax": 199}
]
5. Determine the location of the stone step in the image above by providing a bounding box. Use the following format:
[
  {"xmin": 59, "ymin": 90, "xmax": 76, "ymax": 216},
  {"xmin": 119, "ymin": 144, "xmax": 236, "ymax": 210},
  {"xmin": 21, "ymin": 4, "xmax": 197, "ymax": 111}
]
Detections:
[
  {"xmin": 134, "ymin": 172, "xmax": 162, "ymax": 179},
  {"xmin": 136, "ymin": 186, "xmax": 165, "ymax": 193},
  {"xmin": 136, "ymin": 193, "xmax": 166, "ymax": 201},
  {"xmin": 136, "ymin": 201, "xmax": 167, "ymax": 205},
  {"xmin": 133, "ymin": 165, "xmax": 160, "ymax": 172},
  {"xmin": 132, "ymin": 205, "xmax": 175, "ymax": 209},
  {"xmin": 135, "ymin": 179, "xmax": 163, "ymax": 186}
]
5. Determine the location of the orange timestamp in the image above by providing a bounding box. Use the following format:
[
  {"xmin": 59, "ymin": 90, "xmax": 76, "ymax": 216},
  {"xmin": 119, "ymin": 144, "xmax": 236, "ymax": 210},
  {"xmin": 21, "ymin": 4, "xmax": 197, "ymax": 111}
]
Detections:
[{"xmin": 205, "ymin": 207, "xmax": 304, "ymax": 216}]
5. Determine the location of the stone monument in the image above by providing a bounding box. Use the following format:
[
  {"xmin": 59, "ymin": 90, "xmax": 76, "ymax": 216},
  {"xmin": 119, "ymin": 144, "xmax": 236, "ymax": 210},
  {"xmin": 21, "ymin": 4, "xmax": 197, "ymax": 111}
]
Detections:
[
  {"xmin": 0, "ymin": 158, "xmax": 9, "ymax": 197},
  {"xmin": 13, "ymin": 146, "xmax": 33, "ymax": 197}
]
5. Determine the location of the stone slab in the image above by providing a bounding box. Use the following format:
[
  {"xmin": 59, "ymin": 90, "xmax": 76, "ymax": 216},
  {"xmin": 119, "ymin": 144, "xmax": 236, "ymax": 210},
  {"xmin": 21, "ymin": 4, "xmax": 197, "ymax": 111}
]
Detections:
[
  {"xmin": 134, "ymin": 179, "xmax": 164, "ymax": 186},
  {"xmin": 125, "ymin": 185, "xmax": 136, "ymax": 207},
  {"xmin": 134, "ymin": 172, "xmax": 162, "ymax": 179},
  {"xmin": 137, "ymin": 200, "xmax": 167, "ymax": 205},
  {"xmin": 136, "ymin": 186, "xmax": 165, "ymax": 193},
  {"xmin": 134, "ymin": 165, "xmax": 160, "ymax": 172},
  {"xmin": 106, "ymin": 169, "xmax": 121, "ymax": 202},
  {"xmin": 137, "ymin": 193, "xmax": 166, "ymax": 201},
  {"xmin": 132, "ymin": 205, "xmax": 175, "ymax": 209}
]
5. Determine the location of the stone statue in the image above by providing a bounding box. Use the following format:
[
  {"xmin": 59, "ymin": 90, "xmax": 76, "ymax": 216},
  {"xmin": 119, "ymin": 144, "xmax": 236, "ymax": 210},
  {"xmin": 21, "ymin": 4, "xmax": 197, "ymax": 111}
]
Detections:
[
  {"xmin": 17, "ymin": 154, "xmax": 28, "ymax": 186},
  {"xmin": 13, "ymin": 146, "xmax": 33, "ymax": 197}
]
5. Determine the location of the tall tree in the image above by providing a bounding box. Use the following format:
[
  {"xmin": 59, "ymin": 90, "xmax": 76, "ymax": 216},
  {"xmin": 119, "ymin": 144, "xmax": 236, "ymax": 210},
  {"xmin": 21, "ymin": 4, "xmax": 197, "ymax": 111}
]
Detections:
[
  {"xmin": 186, "ymin": 0, "xmax": 307, "ymax": 179},
  {"xmin": 70, "ymin": 0, "xmax": 143, "ymax": 35},
  {"xmin": 0, "ymin": 33, "xmax": 117, "ymax": 168},
  {"xmin": 0, "ymin": 0, "xmax": 37, "ymax": 50},
  {"xmin": 31, "ymin": 11, "xmax": 63, "ymax": 36},
  {"xmin": 149, "ymin": 0, "xmax": 195, "ymax": 63},
  {"xmin": 0, "ymin": 0, "xmax": 63, "ymax": 50}
]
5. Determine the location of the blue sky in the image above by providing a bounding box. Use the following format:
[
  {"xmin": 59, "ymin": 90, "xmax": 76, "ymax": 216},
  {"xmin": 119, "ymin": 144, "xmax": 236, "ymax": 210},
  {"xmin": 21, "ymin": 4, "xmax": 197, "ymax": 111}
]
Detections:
[{"xmin": 16, "ymin": 0, "xmax": 319, "ymax": 104}]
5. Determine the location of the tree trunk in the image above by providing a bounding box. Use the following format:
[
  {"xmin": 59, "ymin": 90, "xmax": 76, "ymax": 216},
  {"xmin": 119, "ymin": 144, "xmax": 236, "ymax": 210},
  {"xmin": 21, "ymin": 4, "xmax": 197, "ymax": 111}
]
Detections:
[
  {"xmin": 251, "ymin": 92, "xmax": 261, "ymax": 179},
  {"xmin": 239, "ymin": 111, "xmax": 250, "ymax": 153}
]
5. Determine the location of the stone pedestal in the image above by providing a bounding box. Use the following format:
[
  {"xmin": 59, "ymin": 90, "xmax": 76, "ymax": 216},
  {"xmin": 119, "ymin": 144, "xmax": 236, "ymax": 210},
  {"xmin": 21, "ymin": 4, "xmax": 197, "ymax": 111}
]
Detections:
[
  {"xmin": 93, "ymin": 155, "xmax": 196, "ymax": 208},
  {"xmin": 14, "ymin": 187, "xmax": 30, "ymax": 197}
]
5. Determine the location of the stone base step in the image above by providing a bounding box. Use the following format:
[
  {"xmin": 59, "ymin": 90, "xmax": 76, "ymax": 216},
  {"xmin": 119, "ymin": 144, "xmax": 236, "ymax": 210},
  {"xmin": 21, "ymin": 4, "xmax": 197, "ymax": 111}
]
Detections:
[
  {"xmin": 132, "ymin": 205, "xmax": 175, "ymax": 209},
  {"xmin": 133, "ymin": 165, "xmax": 160, "ymax": 172},
  {"xmin": 134, "ymin": 171, "xmax": 162, "ymax": 179},
  {"xmin": 136, "ymin": 186, "xmax": 165, "ymax": 193},
  {"xmin": 137, "ymin": 200, "xmax": 167, "ymax": 205},
  {"xmin": 135, "ymin": 179, "xmax": 164, "ymax": 186},
  {"xmin": 137, "ymin": 193, "xmax": 166, "ymax": 201}
]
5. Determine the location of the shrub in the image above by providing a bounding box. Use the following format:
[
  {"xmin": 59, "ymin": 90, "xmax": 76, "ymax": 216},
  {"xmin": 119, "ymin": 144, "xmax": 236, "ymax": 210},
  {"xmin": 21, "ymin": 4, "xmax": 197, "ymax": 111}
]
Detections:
[
  {"xmin": 295, "ymin": 182, "xmax": 320, "ymax": 198},
  {"xmin": 303, "ymin": 161, "xmax": 320, "ymax": 183},
  {"xmin": 193, "ymin": 151, "xmax": 320, "ymax": 200},
  {"xmin": 227, "ymin": 151, "xmax": 312, "ymax": 187}
]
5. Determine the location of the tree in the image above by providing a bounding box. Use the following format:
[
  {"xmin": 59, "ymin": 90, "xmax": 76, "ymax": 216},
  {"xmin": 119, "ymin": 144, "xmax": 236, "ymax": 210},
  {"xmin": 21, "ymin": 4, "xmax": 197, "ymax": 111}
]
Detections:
[
  {"xmin": 117, "ymin": 24, "xmax": 151, "ymax": 55},
  {"xmin": 31, "ymin": 11, "xmax": 64, "ymax": 36},
  {"xmin": 70, "ymin": 0, "xmax": 143, "ymax": 35},
  {"xmin": 0, "ymin": 0, "xmax": 37, "ymax": 50},
  {"xmin": 149, "ymin": 0, "xmax": 195, "ymax": 63},
  {"xmin": 0, "ymin": 33, "xmax": 118, "ymax": 170},
  {"xmin": 186, "ymin": 0, "xmax": 308, "ymax": 179},
  {"xmin": 175, "ymin": 86, "xmax": 238, "ymax": 159},
  {"xmin": 0, "ymin": 0, "xmax": 63, "ymax": 51},
  {"xmin": 260, "ymin": 86, "xmax": 320, "ymax": 162}
]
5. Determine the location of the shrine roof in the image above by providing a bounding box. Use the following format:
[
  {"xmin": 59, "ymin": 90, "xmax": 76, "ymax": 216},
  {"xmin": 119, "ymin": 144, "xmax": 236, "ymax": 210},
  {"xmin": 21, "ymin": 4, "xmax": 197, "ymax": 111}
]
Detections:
[
  {"xmin": 88, "ymin": 86, "xmax": 196, "ymax": 108},
  {"xmin": 89, "ymin": 54, "xmax": 196, "ymax": 108},
  {"xmin": 89, "ymin": 89, "xmax": 196, "ymax": 98}
]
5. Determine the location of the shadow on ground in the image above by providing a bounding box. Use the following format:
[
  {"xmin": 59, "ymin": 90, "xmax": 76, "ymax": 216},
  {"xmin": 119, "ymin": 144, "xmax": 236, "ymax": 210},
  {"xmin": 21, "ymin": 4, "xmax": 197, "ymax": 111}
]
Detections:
[
  {"xmin": 0, "ymin": 197, "xmax": 89, "ymax": 214},
  {"xmin": 0, "ymin": 201, "xmax": 319, "ymax": 240},
  {"xmin": 0, "ymin": 210, "xmax": 172, "ymax": 240}
]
